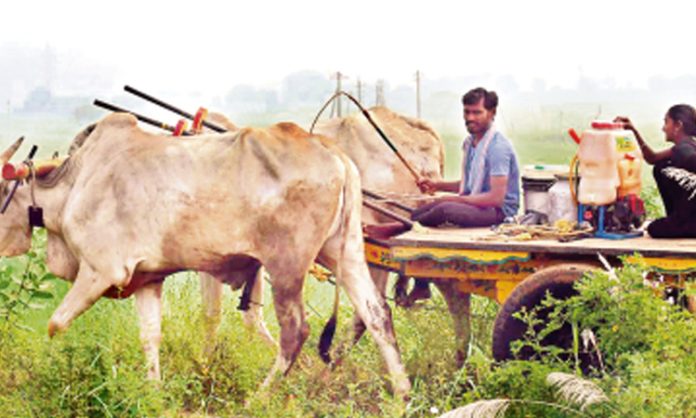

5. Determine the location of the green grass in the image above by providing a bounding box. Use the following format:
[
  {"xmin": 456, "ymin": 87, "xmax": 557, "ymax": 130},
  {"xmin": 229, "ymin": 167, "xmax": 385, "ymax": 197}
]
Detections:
[
  {"xmin": 3, "ymin": 259, "xmax": 694, "ymax": 417},
  {"xmin": 1, "ymin": 267, "xmax": 472, "ymax": 417}
]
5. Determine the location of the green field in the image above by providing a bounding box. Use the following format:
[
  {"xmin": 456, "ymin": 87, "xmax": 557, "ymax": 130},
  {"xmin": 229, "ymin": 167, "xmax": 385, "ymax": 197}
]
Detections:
[{"xmin": 0, "ymin": 112, "xmax": 693, "ymax": 417}]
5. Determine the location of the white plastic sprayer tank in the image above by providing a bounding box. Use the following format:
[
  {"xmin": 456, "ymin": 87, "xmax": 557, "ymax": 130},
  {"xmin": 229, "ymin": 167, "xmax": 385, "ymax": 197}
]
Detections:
[{"xmin": 577, "ymin": 121, "xmax": 643, "ymax": 205}]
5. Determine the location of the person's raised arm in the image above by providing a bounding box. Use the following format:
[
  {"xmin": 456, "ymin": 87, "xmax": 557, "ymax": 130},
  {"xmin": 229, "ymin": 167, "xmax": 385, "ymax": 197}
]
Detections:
[{"xmin": 614, "ymin": 116, "xmax": 672, "ymax": 164}]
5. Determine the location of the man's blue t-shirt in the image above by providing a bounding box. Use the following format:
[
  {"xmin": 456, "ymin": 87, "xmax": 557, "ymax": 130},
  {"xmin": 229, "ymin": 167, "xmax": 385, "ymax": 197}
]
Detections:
[{"xmin": 462, "ymin": 131, "xmax": 520, "ymax": 218}]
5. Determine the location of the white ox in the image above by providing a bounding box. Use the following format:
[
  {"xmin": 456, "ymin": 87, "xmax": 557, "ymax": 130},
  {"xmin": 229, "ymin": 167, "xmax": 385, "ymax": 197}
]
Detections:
[
  {"xmin": 202, "ymin": 107, "xmax": 476, "ymax": 366},
  {"xmin": 311, "ymin": 107, "xmax": 474, "ymax": 365},
  {"xmin": 0, "ymin": 113, "xmax": 410, "ymax": 396}
]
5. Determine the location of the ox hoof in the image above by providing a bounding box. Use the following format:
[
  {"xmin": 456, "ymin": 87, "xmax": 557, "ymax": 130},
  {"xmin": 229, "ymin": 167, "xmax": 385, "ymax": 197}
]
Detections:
[
  {"xmin": 47, "ymin": 321, "xmax": 62, "ymax": 338},
  {"xmin": 48, "ymin": 315, "xmax": 70, "ymax": 337},
  {"xmin": 396, "ymin": 389, "xmax": 411, "ymax": 403},
  {"xmin": 393, "ymin": 378, "xmax": 412, "ymax": 401}
]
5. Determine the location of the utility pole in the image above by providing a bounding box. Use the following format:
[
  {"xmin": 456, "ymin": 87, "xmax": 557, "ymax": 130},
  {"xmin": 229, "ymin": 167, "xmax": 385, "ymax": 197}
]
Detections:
[
  {"xmin": 376, "ymin": 79, "xmax": 385, "ymax": 107},
  {"xmin": 356, "ymin": 77, "xmax": 362, "ymax": 103},
  {"xmin": 415, "ymin": 70, "xmax": 422, "ymax": 118},
  {"xmin": 331, "ymin": 71, "xmax": 346, "ymax": 117}
]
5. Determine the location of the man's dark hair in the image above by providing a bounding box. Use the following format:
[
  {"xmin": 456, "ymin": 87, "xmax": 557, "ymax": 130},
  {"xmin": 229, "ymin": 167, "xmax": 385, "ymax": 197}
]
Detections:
[
  {"xmin": 667, "ymin": 104, "xmax": 696, "ymax": 136},
  {"xmin": 462, "ymin": 87, "xmax": 498, "ymax": 111}
]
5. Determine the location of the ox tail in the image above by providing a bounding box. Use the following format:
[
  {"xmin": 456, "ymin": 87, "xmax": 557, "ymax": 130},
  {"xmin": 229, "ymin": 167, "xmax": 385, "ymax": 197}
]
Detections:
[
  {"xmin": 318, "ymin": 283, "xmax": 340, "ymax": 363},
  {"xmin": 317, "ymin": 152, "xmax": 358, "ymax": 364}
]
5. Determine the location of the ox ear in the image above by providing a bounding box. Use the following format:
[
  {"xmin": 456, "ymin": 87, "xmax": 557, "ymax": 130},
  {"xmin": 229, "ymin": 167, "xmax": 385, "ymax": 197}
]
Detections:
[{"xmin": 0, "ymin": 137, "xmax": 24, "ymax": 165}]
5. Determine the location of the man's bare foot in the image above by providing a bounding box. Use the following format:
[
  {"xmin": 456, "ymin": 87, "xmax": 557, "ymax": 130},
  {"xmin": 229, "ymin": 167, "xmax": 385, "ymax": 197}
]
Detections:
[{"xmin": 363, "ymin": 222, "xmax": 411, "ymax": 239}]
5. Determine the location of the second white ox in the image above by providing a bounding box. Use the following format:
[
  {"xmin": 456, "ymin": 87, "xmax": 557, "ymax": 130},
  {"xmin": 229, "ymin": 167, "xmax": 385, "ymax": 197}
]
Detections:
[
  {"xmin": 203, "ymin": 107, "xmax": 478, "ymax": 366},
  {"xmin": 0, "ymin": 113, "xmax": 410, "ymax": 396}
]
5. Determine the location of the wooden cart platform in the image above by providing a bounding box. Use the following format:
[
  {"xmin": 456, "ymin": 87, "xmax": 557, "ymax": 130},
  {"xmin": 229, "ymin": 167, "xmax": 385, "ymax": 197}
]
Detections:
[{"xmin": 365, "ymin": 226, "xmax": 696, "ymax": 304}]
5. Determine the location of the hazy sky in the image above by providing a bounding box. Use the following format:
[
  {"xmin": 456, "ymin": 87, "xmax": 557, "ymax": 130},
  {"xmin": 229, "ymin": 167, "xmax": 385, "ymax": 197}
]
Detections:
[{"xmin": 2, "ymin": 0, "xmax": 695, "ymax": 94}]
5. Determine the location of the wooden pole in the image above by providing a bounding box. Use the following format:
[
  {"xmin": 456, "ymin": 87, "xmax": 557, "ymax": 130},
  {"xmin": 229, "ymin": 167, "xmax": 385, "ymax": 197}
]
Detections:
[
  {"xmin": 93, "ymin": 99, "xmax": 192, "ymax": 135},
  {"xmin": 362, "ymin": 189, "xmax": 414, "ymax": 213},
  {"xmin": 415, "ymin": 70, "xmax": 421, "ymax": 118},
  {"xmin": 362, "ymin": 199, "xmax": 413, "ymax": 227},
  {"xmin": 376, "ymin": 79, "xmax": 385, "ymax": 107},
  {"xmin": 357, "ymin": 77, "xmax": 362, "ymax": 103},
  {"xmin": 330, "ymin": 71, "xmax": 346, "ymax": 117},
  {"xmin": 124, "ymin": 85, "xmax": 226, "ymax": 133},
  {"xmin": 337, "ymin": 72, "xmax": 342, "ymax": 117}
]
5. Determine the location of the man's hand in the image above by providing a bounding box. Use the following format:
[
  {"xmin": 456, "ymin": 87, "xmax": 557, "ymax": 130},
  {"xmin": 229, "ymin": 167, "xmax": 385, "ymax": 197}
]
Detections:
[{"xmin": 417, "ymin": 178, "xmax": 437, "ymax": 194}]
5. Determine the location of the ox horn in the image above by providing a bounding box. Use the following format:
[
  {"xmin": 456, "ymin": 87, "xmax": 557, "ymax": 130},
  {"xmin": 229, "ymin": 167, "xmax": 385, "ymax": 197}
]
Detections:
[{"xmin": 0, "ymin": 136, "xmax": 24, "ymax": 165}]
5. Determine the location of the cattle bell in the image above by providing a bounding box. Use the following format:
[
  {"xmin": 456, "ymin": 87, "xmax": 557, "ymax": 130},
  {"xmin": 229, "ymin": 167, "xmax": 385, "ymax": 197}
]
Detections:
[{"xmin": 28, "ymin": 206, "xmax": 44, "ymax": 228}]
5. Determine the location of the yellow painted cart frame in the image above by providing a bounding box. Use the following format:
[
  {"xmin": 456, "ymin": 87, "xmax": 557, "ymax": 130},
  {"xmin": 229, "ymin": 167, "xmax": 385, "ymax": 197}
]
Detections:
[
  {"xmin": 365, "ymin": 226, "xmax": 696, "ymax": 303},
  {"xmin": 364, "ymin": 226, "xmax": 696, "ymax": 363}
]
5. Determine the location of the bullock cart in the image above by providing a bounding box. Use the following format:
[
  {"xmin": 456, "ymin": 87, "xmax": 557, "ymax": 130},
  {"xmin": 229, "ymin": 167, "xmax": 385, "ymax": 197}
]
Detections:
[{"xmin": 363, "ymin": 227, "xmax": 696, "ymax": 362}]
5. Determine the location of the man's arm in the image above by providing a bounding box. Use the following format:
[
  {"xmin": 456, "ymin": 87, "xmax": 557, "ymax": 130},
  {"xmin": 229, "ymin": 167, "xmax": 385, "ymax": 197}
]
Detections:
[
  {"xmin": 440, "ymin": 175, "xmax": 508, "ymax": 207},
  {"xmin": 417, "ymin": 178, "xmax": 460, "ymax": 194}
]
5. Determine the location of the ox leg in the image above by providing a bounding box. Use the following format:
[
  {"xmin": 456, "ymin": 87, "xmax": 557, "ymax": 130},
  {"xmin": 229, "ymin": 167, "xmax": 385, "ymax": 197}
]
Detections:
[
  {"xmin": 338, "ymin": 251, "xmax": 410, "ymax": 397},
  {"xmin": 200, "ymin": 269, "xmax": 275, "ymax": 352},
  {"xmin": 351, "ymin": 267, "xmax": 390, "ymax": 344},
  {"xmin": 432, "ymin": 280, "xmax": 471, "ymax": 368},
  {"xmin": 135, "ymin": 281, "xmax": 164, "ymax": 380},
  {"xmin": 241, "ymin": 269, "xmax": 276, "ymax": 347},
  {"xmin": 262, "ymin": 278, "xmax": 308, "ymax": 387},
  {"xmin": 688, "ymin": 294, "xmax": 696, "ymax": 314},
  {"xmin": 200, "ymin": 272, "xmax": 223, "ymax": 358},
  {"xmin": 48, "ymin": 263, "xmax": 114, "ymax": 337}
]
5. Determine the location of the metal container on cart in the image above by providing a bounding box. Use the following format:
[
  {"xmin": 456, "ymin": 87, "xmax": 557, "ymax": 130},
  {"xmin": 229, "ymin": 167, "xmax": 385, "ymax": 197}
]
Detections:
[{"xmin": 521, "ymin": 165, "xmax": 567, "ymax": 222}]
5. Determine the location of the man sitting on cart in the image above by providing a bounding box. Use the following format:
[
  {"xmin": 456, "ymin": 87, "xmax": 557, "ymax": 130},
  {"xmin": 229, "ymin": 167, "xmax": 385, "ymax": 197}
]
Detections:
[{"xmin": 367, "ymin": 87, "xmax": 521, "ymax": 304}]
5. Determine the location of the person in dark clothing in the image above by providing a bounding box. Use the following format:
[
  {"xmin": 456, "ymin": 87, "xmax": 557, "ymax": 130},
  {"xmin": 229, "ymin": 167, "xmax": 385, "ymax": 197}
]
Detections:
[{"xmin": 615, "ymin": 104, "xmax": 696, "ymax": 238}]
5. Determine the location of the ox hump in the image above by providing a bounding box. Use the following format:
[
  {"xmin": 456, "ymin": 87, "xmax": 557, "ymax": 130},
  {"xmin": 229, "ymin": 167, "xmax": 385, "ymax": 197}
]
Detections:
[
  {"xmin": 101, "ymin": 112, "xmax": 139, "ymax": 129},
  {"xmin": 269, "ymin": 122, "xmax": 311, "ymax": 140}
]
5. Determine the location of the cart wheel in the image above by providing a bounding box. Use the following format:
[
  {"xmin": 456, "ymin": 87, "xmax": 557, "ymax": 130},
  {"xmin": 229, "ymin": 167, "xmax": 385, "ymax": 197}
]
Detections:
[{"xmin": 492, "ymin": 264, "xmax": 596, "ymax": 364}]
